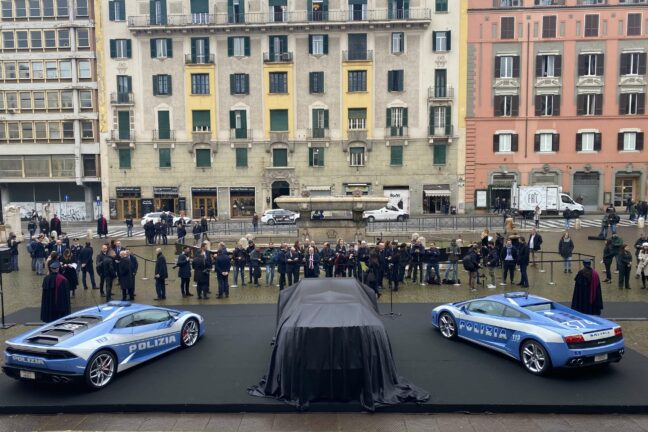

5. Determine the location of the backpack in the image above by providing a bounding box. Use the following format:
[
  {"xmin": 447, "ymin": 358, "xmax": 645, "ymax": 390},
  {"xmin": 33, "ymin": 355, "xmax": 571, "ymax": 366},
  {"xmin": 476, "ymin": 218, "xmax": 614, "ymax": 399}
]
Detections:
[
  {"xmin": 26, "ymin": 240, "xmax": 35, "ymax": 255},
  {"xmin": 462, "ymin": 254, "xmax": 476, "ymax": 271}
]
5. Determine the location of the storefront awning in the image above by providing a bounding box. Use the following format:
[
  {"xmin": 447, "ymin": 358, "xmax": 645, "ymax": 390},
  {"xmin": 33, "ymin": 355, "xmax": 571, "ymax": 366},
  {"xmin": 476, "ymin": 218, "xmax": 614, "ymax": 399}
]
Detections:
[
  {"xmin": 191, "ymin": 187, "xmax": 218, "ymax": 195},
  {"xmin": 153, "ymin": 187, "xmax": 179, "ymax": 196},
  {"xmin": 424, "ymin": 190, "xmax": 450, "ymax": 197}
]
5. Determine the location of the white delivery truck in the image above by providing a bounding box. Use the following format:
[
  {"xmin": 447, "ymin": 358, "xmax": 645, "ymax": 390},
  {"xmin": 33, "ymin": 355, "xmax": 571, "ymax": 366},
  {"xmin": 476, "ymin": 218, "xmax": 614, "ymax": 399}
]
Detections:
[{"xmin": 511, "ymin": 184, "xmax": 584, "ymax": 218}]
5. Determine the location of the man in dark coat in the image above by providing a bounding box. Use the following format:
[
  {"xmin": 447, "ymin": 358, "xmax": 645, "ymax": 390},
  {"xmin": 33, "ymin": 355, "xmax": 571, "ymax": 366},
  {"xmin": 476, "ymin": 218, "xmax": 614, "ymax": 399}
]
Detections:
[
  {"xmin": 97, "ymin": 214, "xmax": 108, "ymax": 239},
  {"xmin": 215, "ymin": 249, "xmax": 231, "ymax": 298},
  {"xmin": 39, "ymin": 217, "xmax": 50, "ymax": 236},
  {"xmin": 303, "ymin": 246, "xmax": 320, "ymax": 278},
  {"xmin": 277, "ymin": 243, "xmax": 287, "ymax": 290},
  {"xmin": 192, "ymin": 253, "xmax": 210, "ymax": 299},
  {"xmin": 571, "ymin": 259, "xmax": 603, "ymax": 315},
  {"xmin": 154, "ymin": 248, "xmax": 168, "ymax": 300},
  {"xmin": 174, "ymin": 246, "xmax": 193, "ymax": 297},
  {"xmin": 128, "ymin": 250, "xmax": 139, "ymax": 299},
  {"xmin": 517, "ymin": 236, "xmax": 530, "ymax": 288},
  {"xmin": 50, "ymin": 214, "xmax": 62, "ymax": 237},
  {"xmin": 118, "ymin": 250, "xmax": 133, "ymax": 301},
  {"xmin": 78, "ymin": 242, "xmax": 97, "ymax": 290},
  {"xmin": 40, "ymin": 260, "xmax": 71, "ymax": 322}
]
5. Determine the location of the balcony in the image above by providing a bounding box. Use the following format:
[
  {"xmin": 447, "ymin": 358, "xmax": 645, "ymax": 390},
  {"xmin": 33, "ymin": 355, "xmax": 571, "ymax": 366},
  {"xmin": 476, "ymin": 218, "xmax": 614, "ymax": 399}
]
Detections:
[
  {"xmin": 492, "ymin": 0, "xmax": 521, "ymax": 7},
  {"xmin": 428, "ymin": 125, "xmax": 453, "ymax": 138},
  {"xmin": 110, "ymin": 130, "xmax": 135, "ymax": 141},
  {"xmin": 184, "ymin": 53, "xmax": 215, "ymax": 65},
  {"xmin": 230, "ymin": 128, "xmax": 252, "ymax": 140},
  {"xmin": 192, "ymin": 128, "xmax": 212, "ymax": 143},
  {"xmin": 534, "ymin": 0, "xmax": 565, "ymax": 5},
  {"xmin": 308, "ymin": 128, "xmax": 330, "ymax": 140},
  {"xmin": 127, "ymin": 8, "xmax": 431, "ymax": 31},
  {"xmin": 343, "ymin": 50, "xmax": 373, "ymax": 62},
  {"xmin": 385, "ymin": 126, "xmax": 408, "ymax": 139},
  {"xmin": 269, "ymin": 131, "xmax": 289, "ymax": 143},
  {"xmin": 263, "ymin": 52, "xmax": 293, "ymax": 63},
  {"xmin": 152, "ymin": 129, "xmax": 175, "ymax": 140},
  {"xmin": 428, "ymin": 86, "xmax": 454, "ymax": 101},
  {"xmin": 110, "ymin": 92, "xmax": 134, "ymax": 105},
  {"xmin": 577, "ymin": 0, "xmax": 606, "ymax": 4},
  {"xmin": 347, "ymin": 129, "xmax": 368, "ymax": 142}
]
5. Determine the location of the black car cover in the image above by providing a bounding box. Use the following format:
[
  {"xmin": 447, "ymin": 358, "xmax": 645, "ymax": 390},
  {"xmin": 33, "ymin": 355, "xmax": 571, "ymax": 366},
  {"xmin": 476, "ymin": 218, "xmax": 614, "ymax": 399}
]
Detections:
[{"xmin": 248, "ymin": 278, "xmax": 430, "ymax": 411}]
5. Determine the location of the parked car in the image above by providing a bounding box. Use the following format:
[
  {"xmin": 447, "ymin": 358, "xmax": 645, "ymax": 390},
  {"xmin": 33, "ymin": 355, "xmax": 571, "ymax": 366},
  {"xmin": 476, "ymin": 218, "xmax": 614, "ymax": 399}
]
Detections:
[
  {"xmin": 431, "ymin": 292, "xmax": 624, "ymax": 376},
  {"xmin": 261, "ymin": 209, "xmax": 299, "ymax": 225},
  {"xmin": 362, "ymin": 206, "xmax": 409, "ymax": 222},
  {"xmin": 140, "ymin": 212, "xmax": 191, "ymax": 227}
]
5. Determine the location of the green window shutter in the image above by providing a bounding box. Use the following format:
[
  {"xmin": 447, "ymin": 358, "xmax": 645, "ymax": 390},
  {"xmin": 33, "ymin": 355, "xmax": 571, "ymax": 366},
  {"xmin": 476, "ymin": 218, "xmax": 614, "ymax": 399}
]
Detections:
[
  {"xmin": 323, "ymin": 35, "xmax": 328, "ymax": 54},
  {"xmin": 308, "ymin": 35, "xmax": 313, "ymax": 54},
  {"xmin": 446, "ymin": 31, "xmax": 451, "ymax": 51},
  {"xmin": 434, "ymin": 144, "xmax": 446, "ymax": 165},
  {"xmin": 309, "ymin": 148, "xmax": 314, "ymax": 166},
  {"xmin": 149, "ymin": 0, "xmax": 155, "ymax": 21},
  {"xmin": 227, "ymin": 0, "xmax": 233, "ymax": 21},
  {"xmin": 269, "ymin": 36, "xmax": 275, "ymax": 57},
  {"xmin": 166, "ymin": 39, "xmax": 173, "ymax": 57},
  {"xmin": 118, "ymin": 111, "xmax": 130, "ymax": 139},
  {"xmin": 240, "ymin": 111, "xmax": 247, "ymax": 130},
  {"xmin": 192, "ymin": 110, "xmax": 210, "ymax": 129},
  {"xmin": 109, "ymin": 1, "xmax": 115, "ymax": 20},
  {"xmin": 152, "ymin": 75, "xmax": 159, "ymax": 95},
  {"xmin": 204, "ymin": 38, "xmax": 210, "ymax": 56},
  {"xmin": 159, "ymin": 148, "xmax": 171, "ymax": 167},
  {"xmin": 196, "ymin": 149, "xmax": 211, "ymax": 167},
  {"xmin": 307, "ymin": 0, "xmax": 312, "ymax": 19},
  {"xmin": 235, "ymin": 148, "xmax": 248, "ymax": 167},
  {"xmin": 390, "ymin": 145, "xmax": 403, "ymax": 165},
  {"xmin": 126, "ymin": 40, "xmax": 132, "ymax": 58},
  {"xmin": 386, "ymin": 108, "xmax": 392, "ymax": 127},
  {"xmin": 158, "ymin": 110, "xmax": 170, "ymax": 139},
  {"xmin": 387, "ymin": 70, "xmax": 393, "ymax": 91},
  {"xmin": 227, "ymin": 37, "xmax": 234, "ymax": 56},
  {"xmin": 229, "ymin": 111, "xmax": 236, "ymax": 129},
  {"xmin": 127, "ymin": 76, "xmax": 132, "ymax": 92},
  {"xmin": 244, "ymin": 37, "xmax": 250, "ymax": 56},
  {"xmin": 191, "ymin": 38, "xmax": 197, "ymax": 62},
  {"xmin": 160, "ymin": 0, "xmax": 167, "ymax": 23},
  {"xmin": 167, "ymin": 75, "xmax": 172, "ymax": 95},
  {"xmin": 273, "ymin": 148, "xmax": 288, "ymax": 167},
  {"xmin": 150, "ymin": 39, "xmax": 156, "ymax": 57},
  {"xmin": 324, "ymin": 109, "xmax": 329, "ymax": 128},
  {"xmin": 398, "ymin": 70, "xmax": 404, "ymax": 91},
  {"xmin": 270, "ymin": 110, "xmax": 288, "ymax": 131},
  {"xmin": 229, "ymin": 74, "xmax": 235, "ymax": 94},
  {"xmin": 110, "ymin": 40, "xmax": 116, "ymax": 58},
  {"xmin": 309, "ymin": 72, "xmax": 315, "ymax": 93},
  {"xmin": 445, "ymin": 106, "xmax": 451, "ymax": 134},
  {"xmin": 403, "ymin": 108, "xmax": 408, "ymax": 127},
  {"xmin": 118, "ymin": 148, "xmax": 131, "ymax": 169},
  {"xmin": 191, "ymin": 0, "xmax": 209, "ymax": 13}
]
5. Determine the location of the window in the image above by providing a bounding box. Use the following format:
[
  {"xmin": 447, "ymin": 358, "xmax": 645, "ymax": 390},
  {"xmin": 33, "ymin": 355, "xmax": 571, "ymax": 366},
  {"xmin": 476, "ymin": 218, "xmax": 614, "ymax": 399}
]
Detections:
[
  {"xmin": 82, "ymin": 155, "xmax": 97, "ymax": 176},
  {"xmin": 501, "ymin": 17, "xmax": 515, "ymax": 39},
  {"xmin": 435, "ymin": 0, "xmax": 448, "ymax": 12},
  {"xmin": 17, "ymin": 31, "xmax": 28, "ymax": 49},
  {"xmin": 270, "ymin": 109, "xmax": 288, "ymax": 132},
  {"xmin": 108, "ymin": 0, "xmax": 125, "ymax": 20},
  {"xmin": 350, "ymin": 147, "xmax": 365, "ymax": 166},
  {"xmin": 433, "ymin": 31, "xmax": 451, "ymax": 52},
  {"xmin": 494, "ymin": 133, "xmax": 518, "ymax": 153},
  {"xmin": 387, "ymin": 70, "xmax": 404, "ymax": 92},
  {"xmin": 542, "ymin": 16, "xmax": 557, "ymax": 38},
  {"xmin": 228, "ymin": 0, "xmax": 244, "ymax": 23},
  {"xmin": 35, "ymin": 122, "xmax": 47, "ymax": 138},
  {"xmin": 190, "ymin": 37, "xmax": 210, "ymax": 63},
  {"xmin": 620, "ymin": 53, "xmax": 646, "ymax": 75},
  {"xmin": 157, "ymin": 110, "xmax": 171, "ymax": 139},
  {"xmin": 230, "ymin": 110, "xmax": 247, "ymax": 138},
  {"xmin": 273, "ymin": 148, "xmax": 288, "ymax": 167},
  {"xmin": 348, "ymin": 70, "xmax": 367, "ymax": 92},
  {"xmin": 44, "ymin": 30, "xmax": 55, "ymax": 48},
  {"xmin": 309, "ymin": 72, "xmax": 324, "ymax": 93},
  {"xmin": 269, "ymin": 72, "xmax": 288, "ymax": 94},
  {"xmin": 159, "ymin": 148, "xmax": 171, "ymax": 168},
  {"xmin": 618, "ymin": 132, "xmax": 644, "ymax": 151},
  {"xmin": 495, "ymin": 56, "xmax": 519, "ymax": 78},
  {"xmin": 18, "ymin": 62, "xmax": 30, "ymax": 79},
  {"xmin": 79, "ymin": 90, "xmax": 92, "ymax": 108},
  {"xmin": 191, "ymin": 74, "xmax": 209, "ymax": 94},
  {"xmin": 3, "ymin": 32, "xmax": 15, "ymax": 49},
  {"xmin": 309, "ymin": 35, "xmax": 328, "ymax": 55},
  {"xmin": 60, "ymin": 61, "xmax": 72, "ymax": 78},
  {"xmin": 20, "ymin": 92, "xmax": 31, "ymax": 109},
  {"xmin": 577, "ymin": 94, "xmax": 603, "ymax": 115},
  {"xmin": 309, "ymin": 147, "xmax": 325, "ymax": 167},
  {"xmin": 536, "ymin": 54, "xmax": 561, "ymax": 77},
  {"xmin": 151, "ymin": 38, "xmax": 172, "ymax": 58},
  {"xmin": 494, "ymin": 95, "xmax": 519, "ymax": 117},
  {"xmin": 47, "ymin": 91, "xmax": 58, "ymax": 108},
  {"xmin": 195, "ymin": 149, "xmax": 211, "ymax": 167},
  {"xmin": 230, "ymin": 73, "xmax": 249, "ymax": 95},
  {"xmin": 152, "ymin": 74, "xmax": 172, "ymax": 96},
  {"xmin": 348, "ymin": 108, "xmax": 366, "ymax": 130},
  {"xmin": 620, "ymin": 93, "xmax": 645, "ymax": 115},
  {"xmin": 578, "ymin": 53, "xmax": 604, "ymax": 76},
  {"xmin": 29, "ymin": 0, "xmax": 41, "ymax": 17},
  {"xmin": 348, "ymin": 0, "xmax": 367, "ymax": 21},
  {"xmin": 433, "ymin": 144, "xmax": 447, "ymax": 165},
  {"xmin": 63, "ymin": 121, "xmax": 74, "ymax": 137},
  {"xmin": 81, "ymin": 120, "xmax": 93, "ymax": 138},
  {"xmin": 228, "ymin": 36, "xmax": 250, "ymax": 57},
  {"xmin": 310, "ymin": 0, "xmax": 325, "ymax": 20},
  {"xmin": 391, "ymin": 32, "xmax": 404, "ymax": 54},
  {"xmin": 430, "ymin": 105, "xmax": 451, "ymax": 136},
  {"xmin": 5, "ymin": 63, "xmax": 16, "ymax": 79},
  {"xmin": 76, "ymin": 0, "xmax": 88, "ymax": 16},
  {"xmin": 30, "ymin": 31, "xmax": 42, "ymax": 49},
  {"xmin": 269, "ymin": 0, "xmax": 287, "ymax": 22},
  {"xmin": 78, "ymin": 60, "xmax": 91, "ymax": 79},
  {"xmin": 61, "ymin": 90, "xmax": 73, "ymax": 108},
  {"xmin": 628, "ymin": 13, "xmax": 642, "ymax": 35},
  {"xmin": 535, "ymin": 133, "xmax": 559, "ymax": 152},
  {"xmin": 584, "ymin": 15, "xmax": 599, "ymax": 37},
  {"xmin": 387, "ymin": 107, "xmax": 407, "ymax": 136},
  {"xmin": 77, "ymin": 28, "xmax": 90, "ymax": 48},
  {"xmin": 576, "ymin": 132, "xmax": 601, "ymax": 152},
  {"xmin": 118, "ymin": 148, "xmax": 131, "ymax": 169},
  {"xmin": 535, "ymin": 94, "xmax": 560, "ymax": 116},
  {"xmin": 390, "ymin": 145, "xmax": 403, "ymax": 166},
  {"xmin": 111, "ymin": 39, "xmax": 131, "ymax": 59},
  {"xmin": 33, "ymin": 92, "xmax": 45, "ymax": 109},
  {"xmin": 32, "ymin": 62, "xmax": 43, "ymax": 79},
  {"xmin": 312, "ymin": 108, "xmax": 329, "ymax": 137},
  {"xmin": 235, "ymin": 148, "xmax": 248, "ymax": 167},
  {"xmin": 192, "ymin": 110, "xmax": 210, "ymax": 131},
  {"xmin": 57, "ymin": 0, "xmax": 68, "ymax": 16}
]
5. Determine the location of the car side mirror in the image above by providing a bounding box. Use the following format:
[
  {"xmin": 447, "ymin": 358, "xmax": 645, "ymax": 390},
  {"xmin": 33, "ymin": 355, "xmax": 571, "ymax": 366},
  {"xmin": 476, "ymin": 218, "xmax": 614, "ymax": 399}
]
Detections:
[{"xmin": 460, "ymin": 305, "xmax": 469, "ymax": 314}]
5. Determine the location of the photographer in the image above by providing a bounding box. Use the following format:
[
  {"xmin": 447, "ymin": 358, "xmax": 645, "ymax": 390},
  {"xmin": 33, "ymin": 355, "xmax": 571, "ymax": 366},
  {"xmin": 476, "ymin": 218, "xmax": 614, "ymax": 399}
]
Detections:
[{"xmin": 8, "ymin": 232, "xmax": 21, "ymax": 271}]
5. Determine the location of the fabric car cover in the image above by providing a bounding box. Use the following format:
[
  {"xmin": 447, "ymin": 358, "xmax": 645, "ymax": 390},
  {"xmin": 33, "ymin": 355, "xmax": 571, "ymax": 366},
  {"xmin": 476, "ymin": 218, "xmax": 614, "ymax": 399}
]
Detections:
[{"xmin": 248, "ymin": 278, "xmax": 429, "ymax": 411}]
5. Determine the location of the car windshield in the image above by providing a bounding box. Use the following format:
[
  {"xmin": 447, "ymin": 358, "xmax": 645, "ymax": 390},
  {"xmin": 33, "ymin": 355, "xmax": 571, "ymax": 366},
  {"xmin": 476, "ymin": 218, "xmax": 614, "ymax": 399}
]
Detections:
[{"xmin": 523, "ymin": 302, "xmax": 554, "ymax": 312}]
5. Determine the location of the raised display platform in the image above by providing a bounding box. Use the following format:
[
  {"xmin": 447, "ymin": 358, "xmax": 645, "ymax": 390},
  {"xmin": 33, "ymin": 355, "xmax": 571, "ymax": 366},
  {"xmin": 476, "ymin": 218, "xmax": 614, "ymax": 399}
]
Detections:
[{"xmin": 1, "ymin": 303, "xmax": 647, "ymax": 414}]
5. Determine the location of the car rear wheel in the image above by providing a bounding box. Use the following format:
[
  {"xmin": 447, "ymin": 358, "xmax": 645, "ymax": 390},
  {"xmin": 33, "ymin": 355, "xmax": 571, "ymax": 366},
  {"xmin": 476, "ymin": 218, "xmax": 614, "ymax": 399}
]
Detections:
[
  {"xmin": 396, "ymin": 215, "xmax": 405, "ymax": 222},
  {"xmin": 267, "ymin": 219, "xmax": 276, "ymax": 225},
  {"xmin": 521, "ymin": 340, "xmax": 551, "ymax": 375},
  {"xmin": 181, "ymin": 318, "xmax": 200, "ymax": 348},
  {"xmin": 85, "ymin": 350, "xmax": 116, "ymax": 390},
  {"xmin": 367, "ymin": 216, "xmax": 375, "ymax": 223},
  {"xmin": 438, "ymin": 312, "xmax": 457, "ymax": 339}
]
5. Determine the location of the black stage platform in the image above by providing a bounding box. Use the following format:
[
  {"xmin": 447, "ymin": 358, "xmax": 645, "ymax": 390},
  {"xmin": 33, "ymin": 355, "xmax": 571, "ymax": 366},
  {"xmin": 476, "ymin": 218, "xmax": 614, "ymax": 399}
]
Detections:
[{"xmin": 1, "ymin": 303, "xmax": 648, "ymax": 414}]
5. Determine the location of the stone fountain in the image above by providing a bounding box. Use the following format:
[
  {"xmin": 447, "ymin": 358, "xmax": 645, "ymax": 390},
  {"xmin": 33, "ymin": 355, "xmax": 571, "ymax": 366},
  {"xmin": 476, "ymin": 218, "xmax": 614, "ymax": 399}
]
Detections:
[{"xmin": 274, "ymin": 192, "xmax": 388, "ymax": 242}]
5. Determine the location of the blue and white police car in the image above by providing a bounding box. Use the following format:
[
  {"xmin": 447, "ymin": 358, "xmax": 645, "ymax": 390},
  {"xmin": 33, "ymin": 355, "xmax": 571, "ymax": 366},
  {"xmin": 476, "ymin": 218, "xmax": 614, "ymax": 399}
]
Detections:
[
  {"xmin": 431, "ymin": 292, "xmax": 624, "ymax": 375},
  {"xmin": 3, "ymin": 302, "xmax": 205, "ymax": 389}
]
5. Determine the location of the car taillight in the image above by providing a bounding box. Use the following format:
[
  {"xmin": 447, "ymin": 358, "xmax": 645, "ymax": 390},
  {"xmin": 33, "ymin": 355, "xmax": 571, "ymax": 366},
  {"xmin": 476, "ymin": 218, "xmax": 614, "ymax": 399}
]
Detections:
[
  {"xmin": 614, "ymin": 327, "xmax": 623, "ymax": 337},
  {"xmin": 564, "ymin": 335, "xmax": 585, "ymax": 344}
]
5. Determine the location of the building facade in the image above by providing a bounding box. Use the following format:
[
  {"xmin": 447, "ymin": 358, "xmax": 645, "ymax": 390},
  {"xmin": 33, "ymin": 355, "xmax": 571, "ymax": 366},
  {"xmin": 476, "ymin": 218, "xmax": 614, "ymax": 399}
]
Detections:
[
  {"xmin": 96, "ymin": 0, "xmax": 466, "ymax": 220},
  {"xmin": 465, "ymin": 0, "xmax": 648, "ymax": 213},
  {"xmin": 0, "ymin": 0, "xmax": 101, "ymax": 221}
]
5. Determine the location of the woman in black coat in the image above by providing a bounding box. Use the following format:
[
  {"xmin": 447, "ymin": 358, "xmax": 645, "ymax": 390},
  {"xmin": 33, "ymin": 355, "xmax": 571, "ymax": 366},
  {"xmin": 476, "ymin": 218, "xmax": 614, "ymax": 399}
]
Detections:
[
  {"xmin": 390, "ymin": 248, "xmax": 401, "ymax": 291},
  {"xmin": 118, "ymin": 251, "xmax": 133, "ymax": 301}
]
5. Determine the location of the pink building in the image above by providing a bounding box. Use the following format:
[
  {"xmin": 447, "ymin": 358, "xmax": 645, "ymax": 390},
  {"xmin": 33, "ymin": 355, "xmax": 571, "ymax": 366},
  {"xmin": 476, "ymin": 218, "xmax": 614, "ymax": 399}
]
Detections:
[{"xmin": 466, "ymin": 0, "xmax": 648, "ymax": 213}]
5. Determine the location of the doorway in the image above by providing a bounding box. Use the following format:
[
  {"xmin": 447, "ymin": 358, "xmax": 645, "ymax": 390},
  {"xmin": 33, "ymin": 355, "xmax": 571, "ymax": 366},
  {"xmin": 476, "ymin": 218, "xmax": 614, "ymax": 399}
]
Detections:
[
  {"xmin": 271, "ymin": 181, "xmax": 290, "ymax": 209},
  {"xmin": 117, "ymin": 198, "xmax": 140, "ymax": 220},
  {"xmin": 192, "ymin": 196, "xmax": 217, "ymax": 219},
  {"xmin": 573, "ymin": 172, "xmax": 600, "ymax": 211},
  {"xmin": 154, "ymin": 198, "xmax": 177, "ymax": 213}
]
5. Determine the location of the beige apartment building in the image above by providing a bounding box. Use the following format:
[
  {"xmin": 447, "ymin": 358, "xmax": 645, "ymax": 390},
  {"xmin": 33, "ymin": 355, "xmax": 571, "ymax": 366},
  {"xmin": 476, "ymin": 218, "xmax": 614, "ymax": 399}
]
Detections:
[{"xmin": 97, "ymin": 0, "xmax": 466, "ymax": 220}]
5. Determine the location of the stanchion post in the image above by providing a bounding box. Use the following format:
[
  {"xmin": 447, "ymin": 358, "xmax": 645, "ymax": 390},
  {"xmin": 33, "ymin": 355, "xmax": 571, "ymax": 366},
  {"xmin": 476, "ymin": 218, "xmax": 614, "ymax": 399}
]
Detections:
[
  {"xmin": 539, "ymin": 250, "xmax": 545, "ymax": 273},
  {"xmin": 141, "ymin": 260, "xmax": 149, "ymax": 280},
  {"xmin": 549, "ymin": 261, "xmax": 555, "ymax": 285}
]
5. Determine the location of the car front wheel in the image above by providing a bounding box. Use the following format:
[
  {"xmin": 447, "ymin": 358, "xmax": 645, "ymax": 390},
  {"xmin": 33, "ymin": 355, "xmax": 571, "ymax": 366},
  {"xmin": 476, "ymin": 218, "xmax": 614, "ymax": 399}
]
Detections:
[
  {"xmin": 367, "ymin": 216, "xmax": 375, "ymax": 223},
  {"xmin": 181, "ymin": 318, "xmax": 200, "ymax": 348},
  {"xmin": 438, "ymin": 312, "xmax": 458, "ymax": 339},
  {"xmin": 85, "ymin": 350, "xmax": 117, "ymax": 390},
  {"xmin": 396, "ymin": 215, "xmax": 405, "ymax": 222},
  {"xmin": 267, "ymin": 219, "xmax": 275, "ymax": 225},
  {"xmin": 521, "ymin": 340, "xmax": 551, "ymax": 376}
]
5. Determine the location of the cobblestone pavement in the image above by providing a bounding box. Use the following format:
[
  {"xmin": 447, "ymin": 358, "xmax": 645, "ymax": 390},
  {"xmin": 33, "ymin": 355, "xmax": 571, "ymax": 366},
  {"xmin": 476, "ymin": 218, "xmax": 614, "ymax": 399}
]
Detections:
[{"xmin": 1, "ymin": 224, "xmax": 648, "ymax": 431}]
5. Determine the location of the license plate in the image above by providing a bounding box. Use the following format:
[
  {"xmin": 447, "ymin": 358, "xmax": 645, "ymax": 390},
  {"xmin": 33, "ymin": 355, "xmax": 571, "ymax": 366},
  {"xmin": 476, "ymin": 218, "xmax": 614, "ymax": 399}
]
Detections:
[
  {"xmin": 19, "ymin": 370, "xmax": 35, "ymax": 380},
  {"xmin": 594, "ymin": 353, "xmax": 608, "ymax": 362}
]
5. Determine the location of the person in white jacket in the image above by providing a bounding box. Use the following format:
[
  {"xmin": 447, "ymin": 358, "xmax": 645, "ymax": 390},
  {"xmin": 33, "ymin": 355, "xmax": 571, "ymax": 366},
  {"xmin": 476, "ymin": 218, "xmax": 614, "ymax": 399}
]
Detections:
[{"xmin": 637, "ymin": 242, "xmax": 648, "ymax": 289}]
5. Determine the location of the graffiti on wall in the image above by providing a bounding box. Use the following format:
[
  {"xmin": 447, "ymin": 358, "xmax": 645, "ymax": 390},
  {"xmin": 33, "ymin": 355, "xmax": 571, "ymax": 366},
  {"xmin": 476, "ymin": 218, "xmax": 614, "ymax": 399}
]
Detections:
[{"xmin": 12, "ymin": 202, "xmax": 88, "ymax": 221}]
